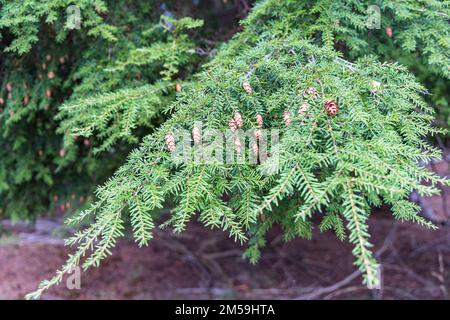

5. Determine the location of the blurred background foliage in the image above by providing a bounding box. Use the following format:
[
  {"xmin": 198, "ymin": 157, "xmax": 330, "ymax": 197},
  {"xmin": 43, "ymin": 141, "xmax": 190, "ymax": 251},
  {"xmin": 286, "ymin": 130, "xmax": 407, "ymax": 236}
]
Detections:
[{"xmin": 0, "ymin": 0, "xmax": 253, "ymax": 221}]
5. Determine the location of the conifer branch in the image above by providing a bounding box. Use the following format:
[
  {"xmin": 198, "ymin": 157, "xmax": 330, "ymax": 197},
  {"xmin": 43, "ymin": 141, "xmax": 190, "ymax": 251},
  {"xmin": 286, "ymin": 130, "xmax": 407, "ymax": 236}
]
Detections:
[
  {"xmin": 343, "ymin": 179, "xmax": 380, "ymax": 289},
  {"xmin": 19, "ymin": 1, "xmax": 449, "ymax": 298}
]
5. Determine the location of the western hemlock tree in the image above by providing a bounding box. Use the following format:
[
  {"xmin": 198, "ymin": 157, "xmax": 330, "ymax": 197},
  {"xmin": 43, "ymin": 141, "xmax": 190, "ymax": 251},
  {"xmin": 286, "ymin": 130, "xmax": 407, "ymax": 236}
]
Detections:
[
  {"xmin": 9, "ymin": 0, "xmax": 448, "ymax": 298},
  {"xmin": 28, "ymin": 39, "xmax": 447, "ymax": 298}
]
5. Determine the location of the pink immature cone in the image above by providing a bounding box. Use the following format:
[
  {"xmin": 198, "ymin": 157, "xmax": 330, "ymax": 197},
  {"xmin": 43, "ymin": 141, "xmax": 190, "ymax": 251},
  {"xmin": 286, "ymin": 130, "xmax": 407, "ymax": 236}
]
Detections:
[
  {"xmin": 256, "ymin": 113, "xmax": 263, "ymax": 127},
  {"xmin": 304, "ymin": 86, "xmax": 318, "ymax": 98},
  {"xmin": 23, "ymin": 96, "xmax": 30, "ymax": 106},
  {"xmin": 386, "ymin": 26, "xmax": 393, "ymax": 38},
  {"xmin": 229, "ymin": 118, "xmax": 238, "ymax": 132},
  {"xmin": 0, "ymin": 98, "xmax": 4, "ymax": 105},
  {"xmin": 192, "ymin": 127, "xmax": 201, "ymax": 145},
  {"xmin": 283, "ymin": 111, "xmax": 291, "ymax": 126},
  {"xmin": 255, "ymin": 129, "xmax": 262, "ymax": 141},
  {"xmin": 234, "ymin": 112, "xmax": 243, "ymax": 128},
  {"xmin": 324, "ymin": 100, "xmax": 339, "ymax": 117},
  {"xmin": 252, "ymin": 143, "xmax": 259, "ymax": 156},
  {"xmin": 242, "ymin": 82, "xmax": 253, "ymax": 94},
  {"xmin": 6, "ymin": 82, "xmax": 12, "ymax": 92},
  {"xmin": 298, "ymin": 103, "xmax": 309, "ymax": 116},
  {"xmin": 165, "ymin": 134, "xmax": 176, "ymax": 152},
  {"xmin": 48, "ymin": 71, "xmax": 55, "ymax": 80}
]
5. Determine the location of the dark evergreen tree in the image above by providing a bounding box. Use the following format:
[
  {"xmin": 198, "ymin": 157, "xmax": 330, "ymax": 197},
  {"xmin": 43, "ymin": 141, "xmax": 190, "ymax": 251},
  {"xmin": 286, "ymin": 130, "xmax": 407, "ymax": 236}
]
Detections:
[{"xmin": 0, "ymin": 0, "xmax": 246, "ymax": 220}]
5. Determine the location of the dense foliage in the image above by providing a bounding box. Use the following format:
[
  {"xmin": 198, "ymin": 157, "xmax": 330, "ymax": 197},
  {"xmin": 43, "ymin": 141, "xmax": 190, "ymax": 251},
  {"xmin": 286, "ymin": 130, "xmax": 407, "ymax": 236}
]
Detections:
[
  {"xmin": 21, "ymin": 0, "xmax": 449, "ymax": 298},
  {"xmin": 0, "ymin": 0, "xmax": 246, "ymax": 220},
  {"xmin": 0, "ymin": 0, "xmax": 448, "ymax": 299}
]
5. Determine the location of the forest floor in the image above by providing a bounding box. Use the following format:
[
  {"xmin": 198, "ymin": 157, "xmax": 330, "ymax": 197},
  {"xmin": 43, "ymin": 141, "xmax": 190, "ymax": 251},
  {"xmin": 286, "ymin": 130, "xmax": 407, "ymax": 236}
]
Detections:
[
  {"xmin": 0, "ymin": 212, "xmax": 449, "ymax": 300},
  {"xmin": 0, "ymin": 160, "xmax": 449, "ymax": 300}
]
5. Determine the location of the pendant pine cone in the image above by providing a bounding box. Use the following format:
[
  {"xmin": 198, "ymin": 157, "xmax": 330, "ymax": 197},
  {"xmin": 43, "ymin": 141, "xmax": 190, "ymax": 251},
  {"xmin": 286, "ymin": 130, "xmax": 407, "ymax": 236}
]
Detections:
[
  {"xmin": 304, "ymin": 87, "xmax": 318, "ymax": 98},
  {"xmin": 386, "ymin": 26, "xmax": 393, "ymax": 38},
  {"xmin": 283, "ymin": 111, "xmax": 291, "ymax": 126},
  {"xmin": 324, "ymin": 100, "xmax": 338, "ymax": 116},
  {"xmin": 255, "ymin": 129, "xmax": 262, "ymax": 141},
  {"xmin": 252, "ymin": 143, "xmax": 259, "ymax": 156},
  {"xmin": 229, "ymin": 118, "xmax": 238, "ymax": 132},
  {"xmin": 165, "ymin": 134, "xmax": 176, "ymax": 152},
  {"xmin": 298, "ymin": 103, "xmax": 309, "ymax": 116},
  {"xmin": 256, "ymin": 113, "xmax": 263, "ymax": 127},
  {"xmin": 192, "ymin": 127, "xmax": 201, "ymax": 145},
  {"xmin": 234, "ymin": 112, "xmax": 243, "ymax": 128},
  {"xmin": 242, "ymin": 82, "xmax": 253, "ymax": 94}
]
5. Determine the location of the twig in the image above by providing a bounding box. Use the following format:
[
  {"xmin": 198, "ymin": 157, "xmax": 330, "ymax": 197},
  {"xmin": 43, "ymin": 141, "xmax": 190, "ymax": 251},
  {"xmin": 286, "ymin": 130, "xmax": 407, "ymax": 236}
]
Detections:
[
  {"xmin": 323, "ymin": 285, "xmax": 366, "ymax": 300},
  {"xmin": 203, "ymin": 249, "xmax": 242, "ymax": 260},
  {"xmin": 295, "ymin": 269, "xmax": 362, "ymax": 300},
  {"xmin": 295, "ymin": 222, "xmax": 397, "ymax": 299}
]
